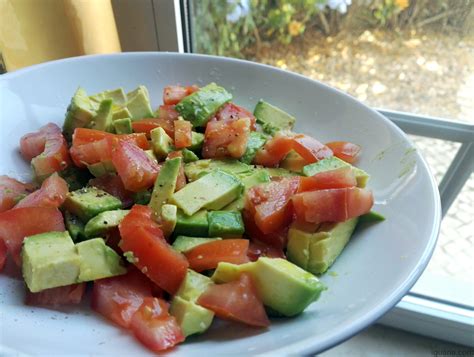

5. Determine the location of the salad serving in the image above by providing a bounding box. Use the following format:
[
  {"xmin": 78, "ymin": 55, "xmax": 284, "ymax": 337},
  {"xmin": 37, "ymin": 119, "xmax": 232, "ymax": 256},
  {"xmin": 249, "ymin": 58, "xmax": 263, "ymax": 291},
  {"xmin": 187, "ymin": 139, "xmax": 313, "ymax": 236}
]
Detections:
[{"xmin": 0, "ymin": 82, "xmax": 383, "ymax": 352}]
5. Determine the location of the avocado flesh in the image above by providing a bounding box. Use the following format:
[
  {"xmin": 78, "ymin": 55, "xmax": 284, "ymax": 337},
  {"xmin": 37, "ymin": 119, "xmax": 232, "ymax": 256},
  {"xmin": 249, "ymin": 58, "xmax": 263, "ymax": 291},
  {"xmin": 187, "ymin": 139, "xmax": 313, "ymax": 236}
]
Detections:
[
  {"xmin": 90, "ymin": 88, "xmax": 127, "ymax": 107},
  {"xmin": 254, "ymin": 100, "xmax": 295, "ymax": 135},
  {"xmin": 64, "ymin": 187, "xmax": 122, "ymax": 222},
  {"xmin": 172, "ymin": 236, "xmax": 222, "ymax": 253},
  {"xmin": 87, "ymin": 161, "xmax": 116, "ymax": 178},
  {"xmin": 281, "ymin": 151, "xmax": 307, "ymax": 173},
  {"xmin": 262, "ymin": 167, "xmax": 300, "ymax": 178},
  {"xmin": 89, "ymin": 99, "xmax": 114, "ymax": 132},
  {"xmin": 207, "ymin": 211, "xmax": 244, "ymax": 237},
  {"xmin": 223, "ymin": 169, "xmax": 271, "ymax": 211},
  {"xmin": 58, "ymin": 166, "xmax": 92, "ymax": 191},
  {"xmin": 212, "ymin": 257, "xmax": 325, "ymax": 317},
  {"xmin": 112, "ymin": 107, "xmax": 132, "ymax": 120},
  {"xmin": 126, "ymin": 86, "xmax": 154, "ymax": 120},
  {"xmin": 84, "ymin": 209, "xmax": 129, "ymax": 238},
  {"xmin": 65, "ymin": 211, "xmax": 87, "ymax": 242},
  {"xmin": 161, "ymin": 204, "xmax": 177, "ymax": 237},
  {"xmin": 182, "ymin": 148, "xmax": 199, "ymax": 163},
  {"xmin": 184, "ymin": 159, "xmax": 252, "ymax": 182},
  {"xmin": 188, "ymin": 132, "xmax": 205, "ymax": 152},
  {"xmin": 63, "ymin": 87, "xmax": 96, "ymax": 140},
  {"xmin": 151, "ymin": 127, "xmax": 174, "ymax": 159},
  {"xmin": 174, "ymin": 209, "xmax": 209, "ymax": 237},
  {"xmin": 113, "ymin": 117, "xmax": 133, "ymax": 134},
  {"xmin": 175, "ymin": 83, "xmax": 232, "ymax": 127},
  {"xmin": 240, "ymin": 131, "xmax": 269, "ymax": 164}
]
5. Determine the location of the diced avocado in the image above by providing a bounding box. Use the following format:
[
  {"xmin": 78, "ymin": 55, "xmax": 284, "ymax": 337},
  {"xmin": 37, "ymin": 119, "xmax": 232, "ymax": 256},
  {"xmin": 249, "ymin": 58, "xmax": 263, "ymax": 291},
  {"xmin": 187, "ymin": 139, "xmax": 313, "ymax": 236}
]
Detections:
[
  {"xmin": 176, "ymin": 269, "xmax": 214, "ymax": 301},
  {"xmin": 184, "ymin": 159, "xmax": 252, "ymax": 182},
  {"xmin": 240, "ymin": 131, "xmax": 269, "ymax": 164},
  {"xmin": 287, "ymin": 218, "xmax": 358, "ymax": 274},
  {"xmin": 151, "ymin": 127, "xmax": 174, "ymax": 159},
  {"xmin": 87, "ymin": 161, "xmax": 116, "ymax": 178},
  {"xmin": 223, "ymin": 169, "xmax": 271, "ymax": 211},
  {"xmin": 113, "ymin": 118, "xmax": 133, "ymax": 134},
  {"xmin": 89, "ymin": 99, "xmax": 114, "ymax": 132},
  {"xmin": 254, "ymin": 100, "xmax": 295, "ymax": 135},
  {"xmin": 76, "ymin": 238, "xmax": 126, "ymax": 281},
  {"xmin": 171, "ymin": 170, "xmax": 242, "ymax": 216},
  {"xmin": 172, "ymin": 236, "xmax": 221, "ymax": 253},
  {"xmin": 302, "ymin": 157, "xmax": 370, "ymax": 188},
  {"xmin": 63, "ymin": 87, "xmax": 96, "ymax": 140},
  {"xmin": 65, "ymin": 211, "xmax": 87, "ymax": 242},
  {"xmin": 149, "ymin": 157, "xmax": 182, "ymax": 220},
  {"xmin": 182, "ymin": 148, "xmax": 199, "ymax": 163},
  {"xmin": 64, "ymin": 187, "xmax": 122, "ymax": 222},
  {"xmin": 208, "ymin": 211, "xmax": 244, "ymax": 237},
  {"xmin": 281, "ymin": 151, "xmax": 307, "ymax": 173},
  {"xmin": 161, "ymin": 204, "xmax": 177, "ymax": 237},
  {"xmin": 262, "ymin": 167, "xmax": 300, "ymax": 178},
  {"xmin": 132, "ymin": 190, "xmax": 151, "ymax": 205},
  {"xmin": 144, "ymin": 150, "xmax": 158, "ymax": 163},
  {"xmin": 175, "ymin": 210, "xmax": 209, "ymax": 237},
  {"xmin": 189, "ymin": 132, "xmax": 205, "ymax": 151},
  {"xmin": 84, "ymin": 209, "xmax": 129, "ymax": 238},
  {"xmin": 90, "ymin": 88, "xmax": 127, "ymax": 107},
  {"xmin": 22, "ymin": 232, "xmax": 81, "ymax": 293},
  {"xmin": 212, "ymin": 257, "xmax": 325, "ymax": 316},
  {"xmin": 126, "ymin": 86, "xmax": 154, "ymax": 119},
  {"xmin": 58, "ymin": 166, "xmax": 92, "ymax": 191},
  {"xmin": 112, "ymin": 107, "xmax": 132, "ymax": 120},
  {"xmin": 358, "ymin": 211, "xmax": 386, "ymax": 224},
  {"xmin": 175, "ymin": 83, "xmax": 232, "ymax": 127}
]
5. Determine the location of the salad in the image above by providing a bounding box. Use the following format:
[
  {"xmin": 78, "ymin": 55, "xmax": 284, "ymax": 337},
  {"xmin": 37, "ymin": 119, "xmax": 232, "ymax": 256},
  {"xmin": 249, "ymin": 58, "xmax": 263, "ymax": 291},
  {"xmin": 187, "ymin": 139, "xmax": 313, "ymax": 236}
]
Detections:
[{"xmin": 0, "ymin": 83, "xmax": 383, "ymax": 352}]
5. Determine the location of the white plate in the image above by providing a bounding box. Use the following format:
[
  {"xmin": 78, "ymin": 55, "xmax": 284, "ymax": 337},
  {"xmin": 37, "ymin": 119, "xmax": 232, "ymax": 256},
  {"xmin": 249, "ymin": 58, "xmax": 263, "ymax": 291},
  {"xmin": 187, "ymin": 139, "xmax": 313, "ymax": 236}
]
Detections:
[{"xmin": 0, "ymin": 53, "xmax": 440, "ymax": 355}]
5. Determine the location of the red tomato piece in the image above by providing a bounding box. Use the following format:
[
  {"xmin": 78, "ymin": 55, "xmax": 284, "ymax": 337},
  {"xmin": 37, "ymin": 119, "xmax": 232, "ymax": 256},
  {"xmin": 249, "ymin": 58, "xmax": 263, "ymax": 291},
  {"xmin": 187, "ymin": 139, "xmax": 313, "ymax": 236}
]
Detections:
[
  {"xmin": 197, "ymin": 273, "xmax": 270, "ymax": 328},
  {"xmin": 72, "ymin": 128, "xmax": 149, "ymax": 149},
  {"xmin": 243, "ymin": 211, "xmax": 290, "ymax": 250},
  {"xmin": 326, "ymin": 141, "xmax": 361, "ymax": 164},
  {"xmin": 112, "ymin": 141, "xmax": 160, "ymax": 192},
  {"xmin": 292, "ymin": 134, "xmax": 333, "ymax": 164},
  {"xmin": 89, "ymin": 174, "xmax": 134, "ymax": 208},
  {"xmin": 247, "ymin": 239, "xmax": 286, "ymax": 262},
  {"xmin": 202, "ymin": 117, "xmax": 251, "ymax": 159},
  {"xmin": 0, "ymin": 239, "xmax": 7, "ymax": 272},
  {"xmin": 132, "ymin": 118, "xmax": 175, "ymax": 138},
  {"xmin": 0, "ymin": 176, "xmax": 35, "ymax": 213},
  {"xmin": 119, "ymin": 205, "xmax": 188, "ymax": 294},
  {"xmin": 70, "ymin": 138, "xmax": 111, "ymax": 167},
  {"xmin": 0, "ymin": 207, "xmax": 65, "ymax": 265},
  {"xmin": 174, "ymin": 120, "xmax": 192, "ymax": 149},
  {"xmin": 185, "ymin": 239, "xmax": 249, "ymax": 273},
  {"xmin": 163, "ymin": 85, "xmax": 198, "ymax": 105},
  {"xmin": 158, "ymin": 105, "xmax": 180, "ymax": 122},
  {"xmin": 215, "ymin": 103, "xmax": 257, "ymax": 130},
  {"xmin": 166, "ymin": 151, "xmax": 186, "ymax": 191},
  {"xmin": 130, "ymin": 297, "xmax": 185, "ymax": 352},
  {"xmin": 292, "ymin": 187, "xmax": 374, "ymax": 224},
  {"xmin": 26, "ymin": 283, "xmax": 86, "ymax": 306},
  {"xmin": 298, "ymin": 167, "xmax": 357, "ymax": 193},
  {"xmin": 14, "ymin": 173, "xmax": 68, "ymax": 209}
]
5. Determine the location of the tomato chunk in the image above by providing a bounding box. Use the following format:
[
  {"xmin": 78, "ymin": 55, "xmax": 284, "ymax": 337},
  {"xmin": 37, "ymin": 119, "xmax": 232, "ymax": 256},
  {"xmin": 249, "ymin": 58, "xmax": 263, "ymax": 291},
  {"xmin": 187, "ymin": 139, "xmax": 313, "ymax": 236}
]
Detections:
[
  {"xmin": 292, "ymin": 187, "xmax": 374, "ymax": 224},
  {"xmin": 72, "ymin": 128, "xmax": 149, "ymax": 148},
  {"xmin": 130, "ymin": 297, "xmax": 184, "ymax": 352},
  {"xmin": 298, "ymin": 167, "xmax": 357, "ymax": 193},
  {"xmin": 326, "ymin": 141, "xmax": 361, "ymax": 164},
  {"xmin": 247, "ymin": 240, "xmax": 286, "ymax": 262},
  {"xmin": 203, "ymin": 117, "xmax": 251, "ymax": 159},
  {"xmin": 89, "ymin": 174, "xmax": 134, "ymax": 208},
  {"xmin": 15, "ymin": 173, "xmax": 68, "ymax": 209},
  {"xmin": 0, "ymin": 239, "xmax": 7, "ymax": 272},
  {"xmin": 243, "ymin": 212, "xmax": 290, "ymax": 250},
  {"xmin": 174, "ymin": 120, "xmax": 192, "ymax": 149},
  {"xmin": 185, "ymin": 239, "xmax": 249, "ymax": 272},
  {"xmin": 215, "ymin": 103, "xmax": 257, "ymax": 130},
  {"xmin": 163, "ymin": 85, "xmax": 199, "ymax": 105},
  {"xmin": 197, "ymin": 273, "xmax": 269, "ymax": 327},
  {"xmin": 119, "ymin": 205, "xmax": 188, "ymax": 294},
  {"xmin": 166, "ymin": 151, "xmax": 186, "ymax": 191},
  {"xmin": 132, "ymin": 118, "xmax": 175, "ymax": 138},
  {"xmin": 26, "ymin": 283, "xmax": 86, "ymax": 306},
  {"xmin": 0, "ymin": 176, "xmax": 35, "ymax": 213}
]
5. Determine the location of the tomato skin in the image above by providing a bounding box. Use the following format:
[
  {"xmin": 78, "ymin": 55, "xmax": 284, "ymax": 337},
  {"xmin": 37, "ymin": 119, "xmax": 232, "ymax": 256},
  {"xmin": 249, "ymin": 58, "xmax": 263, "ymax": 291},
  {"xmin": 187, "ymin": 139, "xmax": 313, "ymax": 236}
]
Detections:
[
  {"xmin": 215, "ymin": 103, "xmax": 257, "ymax": 130},
  {"xmin": 0, "ymin": 239, "xmax": 7, "ymax": 272},
  {"xmin": 14, "ymin": 173, "xmax": 68, "ymax": 209},
  {"xmin": 163, "ymin": 85, "xmax": 198, "ymax": 105},
  {"xmin": 247, "ymin": 240, "xmax": 285, "ymax": 262},
  {"xmin": 0, "ymin": 207, "xmax": 65, "ymax": 265},
  {"xmin": 130, "ymin": 297, "xmax": 185, "ymax": 352},
  {"xmin": 326, "ymin": 141, "xmax": 361, "ymax": 164},
  {"xmin": 166, "ymin": 151, "xmax": 186, "ymax": 191},
  {"xmin": 197, "ymin": 273, "xmax": 269, "ymax": 327},
  {"xmin": 185, "ymin": 239, "xmax": 249, "ymax": 272},
  {"xmin": 292, "ymin": 134, "xmax": 333, "ymax": 164},
  {"xmin": 26, "ymin": 283, "xmax": 86, "ymax": 306},
  {"xmin": 72, "ymin": 128, "xmax": 149, "ymax": 149},
  {"xmin": 0, "ymin": 176, "xmax": 35, "ymax": 213},
  {"xmin": 132, "ymin": 118, "xmax": 175, "ymax": 138},
  {"xmin": 202, "ymin": 117, "xmax": 251, "ymax": 159},
  {"xmin": 174, "ymin": 120, "xmax": 192, "ymax": 149},
  {"xmin": 292, "ymin": 187, "xmax": 374, "ymax": 224},
  {"xmin": 243, "ymin": 211, "xmax": 290, "ymax": 250},
  {"xmin": 297, "ymin": 167, "xmax": 357, "ymax": 193},
  {"xmin": 119, "ymin": 205, "xmax": 188, "ymax": 294},
  {"xmin": 89, "ymin": 174, "xmax": 134, "ymax": 208}
]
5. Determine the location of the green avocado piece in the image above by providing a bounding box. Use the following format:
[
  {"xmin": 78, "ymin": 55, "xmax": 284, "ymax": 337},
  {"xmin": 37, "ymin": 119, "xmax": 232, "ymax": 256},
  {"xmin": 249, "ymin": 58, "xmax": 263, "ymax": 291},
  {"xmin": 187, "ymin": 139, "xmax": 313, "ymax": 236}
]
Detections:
[
  {"xmin": 132, "ymin": 190, "xmax": 152, "ymax": 205},
  {"xmin": 189, "ymin": 132, "xmax": 205, "ymax": 152},
  {"xmin": 184, "ymin": 159, "xmax": 252, "ymax": 182},
  {"xmin": 87, "ymin": 161, "xmax": 116, "ymax": 178},
  {"xmin": 287, "ymin": 218, "xmax": 359, "ymax": 274},
  {"xmin": 22, "ymin": 232, "xmax": 81, "ymax": 292},
  {"xmin": 171, "ymin": 170, "xmax": 242, "ymax": 216},
  {"xmin": 58, "ymin": 166, "xmax": 92, "ymax": 191},
  {"xmin": 112, "ymin": 107, "xmax": 132, "ymax": 120},
  {"xmin": 302, "ymin": 157, "xmax": 370, "ymax": 188},
  {"xmin": 175, "ymin": 83, "xmax": 232, "ymax": 127},
  {"xmin": 280, "ymin": 151, "xmax": 307, "ymax": 173},
  {"xmin": 113, "ymin": 117, "xmax": 133, "ymax": 134},
  {"xmin": 172, "ymin": 236, "xmax": 221, "ymax": 253},
  {"xmin": 176, "ymin": 269, "xmax": 214, "ymax": 301},
  {"xmin": 76, "ymin": 238, "xmax": 126, "ymax": 282},
  {"xmin": 63, "ymin": 87, "xmax": 96, "ymax": 140},
  {"xmin": 161, "ymin": 204, "xmax": 177, "ymax": 237},
  {"xmin": 84, "ymin": 209, "xmax": 129, "ymax": 238},
  {"xmin": 182, "ymin": 148, "xmax": 199, "ymax": 163},
  {"xmin": 127, "ymin": 86, "xmax": 154, "ymax": 120},
  {"xmin": 212, "ymin": 257, "xmax": 325, "ymax": 317},
  {"xmin": 174, "ymin": 210, "xmax": 209, "ymax": 237},
  {"xmin": 254, "ymin": 100, "xmax": 295, "ymax": 135},
  {"xmin": 90, "ymin": 88, "xmax": 127, "ymax": 107},
  {"xmin": 262, "ymin": 167, "xmax": 300, "ymax": 178},
  {"xmin": 64, "ymin": 187, "xmax": 122, "ymax": 222},
  {"xmin": 89, "ymin": 99, "xmax": 114, "ymax": 132},
  {"xmin": 65, "ymin": 211, "xmax": 87, "ymax": 242},
  {"xmin": 223, "ymin": 169, "xmax": 271, "ymax": 211},
  {"xmin": 208, "ymin": 211, "xmax": 244, "ymax": 237},
  {"xmin": 358, "ymin": 211, "xmax": 386, "ymax": 224},
  {"xmin": 151, "ymin": 127, "xmax": 174, "ymax": 159},
  {"xmin": 240, "ymin": 131, "xmax": 269, "ymax": 164}
]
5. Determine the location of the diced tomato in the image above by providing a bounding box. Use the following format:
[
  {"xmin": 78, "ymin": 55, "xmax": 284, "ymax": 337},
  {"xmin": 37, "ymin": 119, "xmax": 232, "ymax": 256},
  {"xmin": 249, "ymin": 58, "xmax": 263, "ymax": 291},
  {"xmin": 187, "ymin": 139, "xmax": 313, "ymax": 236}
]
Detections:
[
  {"xmin": 166, "ymin": 151, "xmax": 186, "ymax": 191},
  {"xmin": 72, "ymin": 128, "xmax": 149, "ymax": 149},
  {"xmin": 132, "ymin": 118, "xmax": 175, "ymax": 138},
  {"xmin": 0, "ymin": 207, "xmax": 65, "ymax": 265},
  {"xmin": 14, "ymin": 173, "xmax": 68, "ymax": 209},
  {"xmin": 243, "ymin": 212, "xmax": 290, "ymax": 250},
  {"xmin": 163, "ymin": 85, "xmax": 199, "ymax": 105},
  {"xmin": 130, "ymin": 297, "xmax": 184, "ymax": 352},
  {"xmin": 112, "ymin": 141, "xmax": 160, "ymax": 192},
  {"xmin": 247, "ymin": 240, "xmax": 286, "ymax": 262},
  {"xmin": 70, "ymin": 138, "xmax": 111, "ymax": 167},
  {"xmin": 202, "ymin": 117, "xmax": 251, "ymax": 159},
  {"xmin": 26, "ymin": 283, "xmax": 86, "ymax": 306},
  {"xmin": 197, "ymin": 273, "xmax": 269, "ymax": 327},
  {"xmin": 185, "ymin": 239, "xmax": 249, "ymax": 272},
  {"xmin": 215, "ymin": 103, "xmax": 257, "ymax": 130},
  {"xmin": 119, "ymin": 205, "xmax": 188, "ymax": 294},
  {"xmin": 0, "ymin": 176, "xmax": 35, "ymax": 213},
  {"xmin": 292, "ymin": 134, "xmax": 333, "ymax": 164},
  {"xmin": 298, "ymin": 167, "xmax": 357, "ymax": 193},
  {"xmin": 326, "ymin": 141, "xmax": 361, "ymax": 164},
  {"xmin": 0, "ymin": 239, "xmax": 6, "ymax": 272},
  {"xmin": 20, "ymin": 123, "xmax": 71, "ymax": 177},
  {"xmin": 292, "ymin": 187, "xmax": 374, "ymax": 224},
  {"xmin": 89, "ymin": 174, "xmax": 134, "ymax": 208},
  {"xmin": 174, "ymin": 120, "xmax": 192, "ymax": 149},
  {"xmin": 158, "ymin": 104, "xmax": 180, "ymax": 121}
]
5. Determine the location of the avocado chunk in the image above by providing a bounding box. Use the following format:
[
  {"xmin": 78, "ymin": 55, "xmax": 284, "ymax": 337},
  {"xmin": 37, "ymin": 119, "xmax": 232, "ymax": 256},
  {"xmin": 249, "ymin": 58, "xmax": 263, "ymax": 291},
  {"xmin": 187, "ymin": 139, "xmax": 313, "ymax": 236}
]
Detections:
[
  {"xmin": 302, "ymin": 157, "xmax": 370, "ymax": 188},
  {"xmin": 175, "ymin": 83, "xmax": 232, "ymax": 127},
  {"xmin": 58, "ymin": 166, "xmax": 92, "ymax": 191},
  {"xmin": 89, "ymin": 99, "xmax": 114, "ymax": 132},
  {"xmin": 184, "ymin": 159, "xmax": 252, "ymax": 182},
  {"xmin": 172, "ymin": 236, "xmax": 221, "ymax": 253},
  {"xmin": 262, "ymin": 167, "xmax": 300, "ymax": 178},
  {"xmin": 223, "ymin": 169, "xmax": 271, "ymax": 211},
  {"xmin": 113, "ymin": 117, "xmax": 133, "ymax": 134},
  {"xmin": 281, "ymin": 151, "xmax": 307, "ymax": 173},
  {"xmin": 254, "ymin": 100, "xmax": 295, "ymax": 135},
  {"xmin": 212, "ymin": 257, "xmax": 325, "ymax": 316},
  {"xmin": 287, "ymin": 218, "xmax": 359, "ymax": 274},
  {"xmin": 240, "ymin": 131, "xmax": 269, "ymax": 164},
  {"xmin": 126, "ymin": 86, "xmax": 154, "ymax": 119},
  {"xmin": 84, "ymin": 209, "xmax": 129, "ymax": 238},
  {"xmin": 150, "ymin": 127, "xmax": 174, "ymax": 159},
  {"xmin": 87, "ymin": 161, "xmax": 116, "ymax": 178},
  {"xmin": 175, "ymin": 209, "xmax": 209, "ymax": 237},
  {"xmin": 182, "ymin": 148, "xmax": 199, "ymax": 163},
  {"xmin": 149, "ymin": 157, "xmax": 182, "ymax": 220},
  {"xmin": 76, "ymin": 238, "xmax": 126, "ymax": 281},
  {"xmin": 358, "ymin": 210, "xmax": 385, "ymax": 224},
  {"xmin": 208, "ymin": 211, "xmax": 244, "ymax": 237},
  {"xmin": 171, "ymin": 170, "xmax": 242, "ymax": 216},
  {"xmin": 64, "ymin": 187, "xmax": 122, "ymax": 222},
  {"xmin": 189, "ymin": 132, "xmax": 205, "ymax": 151},
  {"xmin": 65, "ymin": 211, "xmax": 87, "ymax": 242},
  {"xmin": 63, "ymin": 87, "xmax": 96, "ymax": 140},
  {"xmin": 161, "ymin": 204, "xmax": 177, "ymax": 237},
  {"xmin": 132, "ymin": 190, "xmax": 152, "ymax": 205},
  {"xmin": 112, "ymin": 107, "xmax": 132, "ymax": 120},
  {"xmin": 90, "ymin": 88, "xmax": 127, "ymax": 107},
  {"xmin": 22, "ymin": 232, "xmax": 81, "ymax": 293}
]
